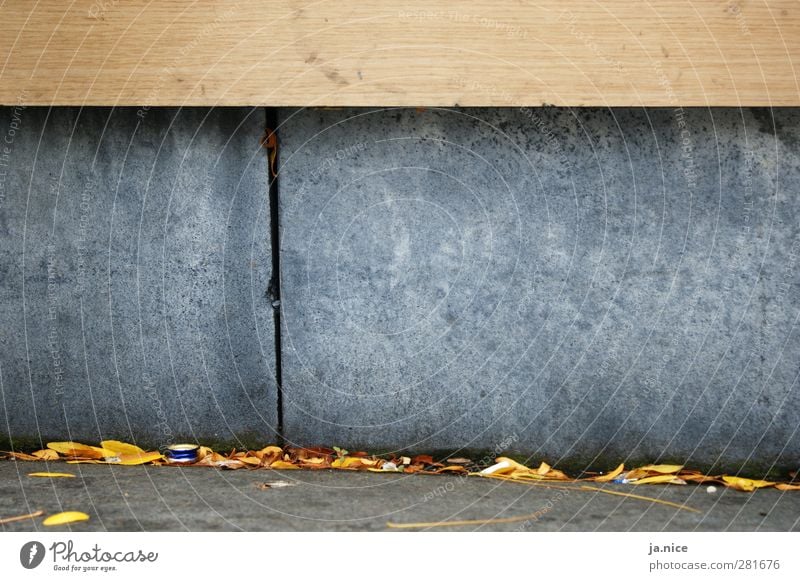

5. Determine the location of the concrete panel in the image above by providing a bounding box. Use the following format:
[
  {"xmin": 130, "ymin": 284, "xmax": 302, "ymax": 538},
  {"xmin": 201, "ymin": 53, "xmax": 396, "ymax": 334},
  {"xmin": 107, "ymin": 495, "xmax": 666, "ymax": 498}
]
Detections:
[
  {"xmin": 0, "ymin": 107, "xmax": 276, "ymax": 449},
  {"xmin": 278, "ymin": 107, "xmax": 800, "ymax": 472}
]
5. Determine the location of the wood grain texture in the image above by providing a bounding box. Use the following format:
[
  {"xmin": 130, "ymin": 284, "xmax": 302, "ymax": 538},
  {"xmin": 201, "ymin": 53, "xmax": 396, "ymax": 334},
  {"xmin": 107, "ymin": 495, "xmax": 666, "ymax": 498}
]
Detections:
[{"xmin": 0, "ymin": 1, "xmax": 798, "ymax": 106}]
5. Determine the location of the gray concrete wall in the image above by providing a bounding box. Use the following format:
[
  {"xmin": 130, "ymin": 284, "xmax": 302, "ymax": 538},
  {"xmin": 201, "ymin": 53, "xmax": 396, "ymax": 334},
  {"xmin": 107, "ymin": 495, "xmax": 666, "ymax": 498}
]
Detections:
[
  {"xmin": 2, "ymin": 105, "xmax": 799, "ymax": 473},
  {"xmin": 0, "ymin": 107, "xmax": 277, "ymax": 450},
  {"xmin": 278, "ymin": 107, "xmax": 800, "ymax": 473}
]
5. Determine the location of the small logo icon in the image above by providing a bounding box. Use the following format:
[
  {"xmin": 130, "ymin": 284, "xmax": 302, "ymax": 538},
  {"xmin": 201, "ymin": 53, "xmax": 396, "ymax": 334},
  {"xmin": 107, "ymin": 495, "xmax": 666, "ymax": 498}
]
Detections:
[{"xmin": 20, "ymin": 541, "xmax": 45, "ymax": 569}]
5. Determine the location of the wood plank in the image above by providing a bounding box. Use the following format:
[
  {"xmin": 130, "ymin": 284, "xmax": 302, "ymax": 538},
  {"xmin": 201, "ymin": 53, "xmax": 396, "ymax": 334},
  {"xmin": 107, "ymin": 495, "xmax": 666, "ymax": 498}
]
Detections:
[{"xmin": 0, "ymin": 1, "xmax": 798, "ymax": 106}]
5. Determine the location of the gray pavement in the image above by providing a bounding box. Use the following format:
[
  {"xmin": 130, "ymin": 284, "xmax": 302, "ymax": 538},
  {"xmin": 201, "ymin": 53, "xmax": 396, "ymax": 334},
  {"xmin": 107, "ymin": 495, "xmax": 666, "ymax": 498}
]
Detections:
[{"xmin": 0, "ymin": 462, "xmax": 798, "ymax": 531}]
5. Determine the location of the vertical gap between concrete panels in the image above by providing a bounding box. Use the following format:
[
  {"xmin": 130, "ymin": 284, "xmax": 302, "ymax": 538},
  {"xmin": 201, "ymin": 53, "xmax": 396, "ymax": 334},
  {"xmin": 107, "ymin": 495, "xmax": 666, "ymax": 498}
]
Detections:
[{"xmin": 265, "ymin": 107, "xmax": 284, "ymax": 446}]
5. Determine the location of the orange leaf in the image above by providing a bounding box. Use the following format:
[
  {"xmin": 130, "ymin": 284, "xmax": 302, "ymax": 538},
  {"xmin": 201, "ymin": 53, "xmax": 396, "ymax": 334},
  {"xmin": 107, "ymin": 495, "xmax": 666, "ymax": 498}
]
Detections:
[
  {"xmin": 775, "ymin": 483, "xmax": 800, "ymax": 491},
  {"xmin": 434, "ymin": 465, "xmax": 467, "ymax": 474},
  {"xmin": 4, "ymin": 451, "xmax": 40, "ymax": 461},
  {"xmin": 32, "ymin": 449, "xmax": 60, "ymax": 461}
]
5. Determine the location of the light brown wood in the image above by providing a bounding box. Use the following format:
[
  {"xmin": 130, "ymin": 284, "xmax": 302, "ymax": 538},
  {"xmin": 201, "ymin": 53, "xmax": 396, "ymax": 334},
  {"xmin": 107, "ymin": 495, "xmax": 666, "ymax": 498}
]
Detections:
[{"xmin": 1, "ymin": 1, "xmax": 798, "ymax": 106}]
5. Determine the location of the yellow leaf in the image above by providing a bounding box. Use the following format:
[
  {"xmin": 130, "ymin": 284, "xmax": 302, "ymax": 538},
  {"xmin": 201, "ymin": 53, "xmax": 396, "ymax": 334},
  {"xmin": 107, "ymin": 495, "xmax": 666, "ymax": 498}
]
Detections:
[
  {"xmin": 43, "ymin": 511, "xmax": 90, "ymax": 526},
  {"xmin": 100, "ymin": 440, "xmax": 146, "ymax": 456},
  {"xmin": 722, "ymin": 476, "xmax": 774, "ymax": 492},
  {"xmin": 632, "ymin": 474, "xmax": 687, "ymax": 485},
  {"xmin": 775, "ymin": 483, "xmax": 800, "ymax": 491},
  {"xmin": 269, "ymin": 460, "xmax": 299, "ymax": 470},
  {"xmin": 47, "ymin": 442, "xmax": 114, "ymax": 459},
  {"xmin": 258, "ymin": 445, "xmax": 283, "ymax": 456},
  {"xmin": 636, "ymin": 464, "xmax": 684, "ymax": 474},
  {"xmin": 115, "ymin": 451, "xmax": 163, "ymax": 466},
  {"xmin": 537, "ymin": 462, "xmax": 551, "ymax": 476},
  {"xmin": 28, "ymin": 472, "xmax": 75, "ymax": 478},
  {"xmin": 331, "ymin": 457, "xmax": 365, "ymax": 469},
  {"xmin": 32, "ymin": 449, "xmax": 60, "ymax": 461},
  {"xmin": 594, "ymin": 463, "xmax": 625, "ymax": 482},
  {"xmin": 238, "ymin": 457, "xmax": 261, "ymax": 467},
  {"xmin": 197, "ymin": 446, "xmax": 214, "ymax": 460}
]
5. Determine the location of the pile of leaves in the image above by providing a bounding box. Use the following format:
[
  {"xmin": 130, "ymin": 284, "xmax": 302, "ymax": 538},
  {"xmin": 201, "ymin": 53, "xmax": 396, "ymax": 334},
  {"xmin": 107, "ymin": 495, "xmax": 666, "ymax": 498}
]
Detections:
[
  {"xmin": 2, "ymin": 441, "xmax": 470, "ymax": 474},
  {"xmin": 479, "ymin": 457, "xmax": 800, "ymax": 492},
  {"xmin": 3, "ymin": 441, "xmax": 799, "ymax": 493}
]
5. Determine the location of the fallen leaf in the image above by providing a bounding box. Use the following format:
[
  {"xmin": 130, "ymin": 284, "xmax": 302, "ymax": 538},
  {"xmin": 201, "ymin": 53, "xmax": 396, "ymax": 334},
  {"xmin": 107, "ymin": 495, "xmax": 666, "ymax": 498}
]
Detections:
[
  {"xmin": 32, "ymin": 449, "xmax": 60, "ymax": 461},
  {"xmin": 256, "ymin": 481, "xmax": 296, "ymax": 489},
  {"xmin": 114, "ymin": 451, "xmax": 163, "ymax": 466},
  {"xmin": 197, "ymin": 446, "xmax": 214, "ymax": 461},
  {"xmin": 331, "ymin": 457, "xmax": 367, "ymax": 469},
  {"xmin": 637, "ymin": 464, "xmax": 684, "ymax": 474},
  {"xmin": 631, "ymin": 475, "xmax": 687, "ymax": 486},
  {"xmin": 412, "ymin": 455, "xmax": 435, "ymax": 465},
  {"xmin": 238, "ymin": 457, "xmax": 262, "ymax": 467},
  {"xmin": 446, "ymin": 457, "xmax": 471, "ymax": 465},
  {"xmin": 269, "ymin": 460, "xmax": 300, "ymax": 470},
  {"xmin": 47, "ymin": 442, "xmax": 114, "ymax": 459},
  {"xmin": 28, "ymin": 472, "xmax": 75, "ymax": 478},
  {"xmin": 434, "ymin": 465, "xmax": 467, "ymax": 474},
  {"xmin": 679, "ymin": 472, "xmax": 722, "ymax": 484},
  {"xmin": 43, "ymin": 511, "xmax": 90, "ymax": 526},
  {"xmin": 100, "ymin": 440, "xmax": 146, "ymax": 456},
  {"xmin": 480, "ymin": 459, "xmax": 517, "ymax": 476},
  {"xmin": 256, "ymin": 446, "xmax": 283, "ymax": 456},
  {"xmin": 625, "ymin": 464, "xmax": 684, "ymax": 480},
  {"xmin": 722, "ymin": 476, "xmax": 774, "ymax": 492},
  {"xmin": 775, "ymin": 483, "xmax": 800, "ymax": 491},
  {"xmin": 3, "ymin": 451, "xmax": 40, "ymax": 461},
  {"xmin": 594, "ymin": 463, "xmax": 625, "ymax": 482}
]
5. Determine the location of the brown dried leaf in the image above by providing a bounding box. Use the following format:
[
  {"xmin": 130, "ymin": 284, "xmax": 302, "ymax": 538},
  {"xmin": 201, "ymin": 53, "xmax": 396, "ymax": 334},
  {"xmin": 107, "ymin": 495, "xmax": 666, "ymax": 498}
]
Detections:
[
  {"xmin": 4, "ymin": 451, "xmax": 40, "ymax": 461},
  {"xmin": 434, "ymin": 465, "xmax": 467, "ymax": 474}
]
